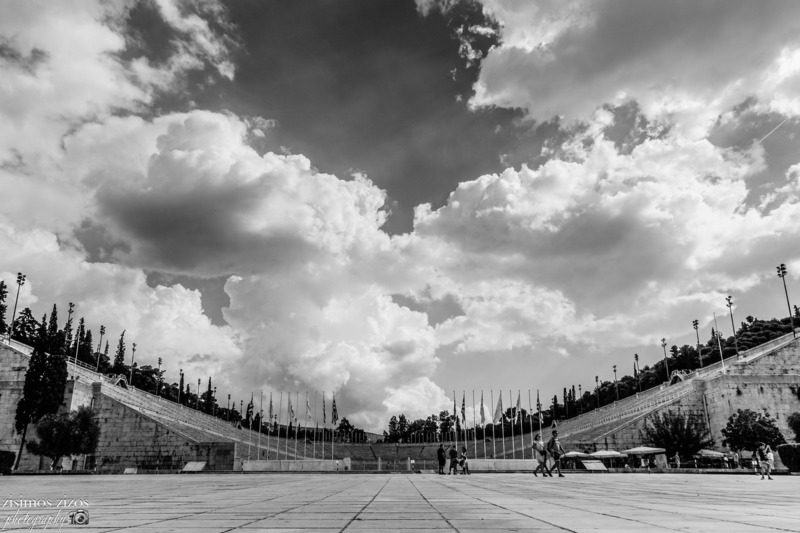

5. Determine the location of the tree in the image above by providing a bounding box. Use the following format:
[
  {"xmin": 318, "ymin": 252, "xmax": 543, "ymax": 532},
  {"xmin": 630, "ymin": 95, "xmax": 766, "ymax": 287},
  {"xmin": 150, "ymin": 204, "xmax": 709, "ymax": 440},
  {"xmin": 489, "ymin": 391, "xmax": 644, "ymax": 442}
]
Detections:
[
  {"xmin": 12, "ymin": 307, "xmax": 38, "ymax": 344},
  {"xmin": 642, "ymin": 411, "xmax": 713, "ymax": 460},
  {"xmin": 0, "ymin": 281, "xmax": 7, "ymax": 336},
  {"xmin": 439, "ymin": 410, "xmax": 453, "ymax": 437},
  {"xmin": 721, "ymin": 409, "xmax": 786, "ymax": 452},
  {"xmin": 26, "ymin": 406, "xmax": 100, "ymax": 470},
  {"xmin": 788, "ymin": 412, "xmax": 800, "ymax": 441},
  {"xmin": 112, "ymin": 331, "xmax": 126, "ymax": 375},
  {"xmin": 13, "ymin": 315, "xmax": 68, "ymax": 469}
]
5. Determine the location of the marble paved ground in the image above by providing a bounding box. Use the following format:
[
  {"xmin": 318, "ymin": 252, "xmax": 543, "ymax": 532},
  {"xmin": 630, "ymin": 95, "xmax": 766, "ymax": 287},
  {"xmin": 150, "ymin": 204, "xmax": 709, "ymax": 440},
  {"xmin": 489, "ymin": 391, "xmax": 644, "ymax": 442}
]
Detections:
[{"xmin": 2, "ymin": 473, "xmax": 798, "ymax": 532}]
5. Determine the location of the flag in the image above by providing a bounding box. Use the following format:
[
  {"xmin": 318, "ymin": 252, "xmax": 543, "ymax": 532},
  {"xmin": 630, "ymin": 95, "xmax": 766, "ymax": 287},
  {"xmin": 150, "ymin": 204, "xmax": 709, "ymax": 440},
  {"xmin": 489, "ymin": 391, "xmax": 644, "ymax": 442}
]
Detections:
[
  {"xmin": 288, "ymin": 395, "xmax": 294, "ymax": 422},
  {"xmin": 306, "ymin": 394, "xmax": 312, "ymax": 421},
  {"xmin": 493, "ymin": 395, "xmax": 503, "ymax": 424},
  {"xmin": 515, "ymin": 391, "xmax": 521, "ymax": 421},
  {"xmin": 246, "ymin": 394, "xmax": 254, "ymax": 424},
  {"xmin": 332, "ymin": 395, "xmax": 338, "ymax": 425},
  {"xmin": 460, "ymin": 392, "xmax": 466, "ymax": 423},
  {"xmin": 479, "ymin": 392, "xmax": 485, "ymax": 425},
  {"xmin": 323, "ymin": 392, "xmax": 327, "ymax": 424},
  {"xmin": 268, "ymin": 393, "xmax": 273, "ymax": 421}
]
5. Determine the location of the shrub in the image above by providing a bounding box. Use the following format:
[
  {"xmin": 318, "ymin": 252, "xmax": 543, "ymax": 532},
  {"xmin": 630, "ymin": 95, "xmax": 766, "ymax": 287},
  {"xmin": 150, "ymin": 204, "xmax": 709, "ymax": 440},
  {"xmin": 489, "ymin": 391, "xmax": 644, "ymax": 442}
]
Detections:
[
  {"xmin": 777, "ymin": 444, "xmax": 800, "ymax": 472},
  {"xmin": 787, "ymin": 412, "xmax": 800, "ymax": 441},
  {"xmin": 0, "ymin": 450, "xmax": 15, "ymax": 474}
]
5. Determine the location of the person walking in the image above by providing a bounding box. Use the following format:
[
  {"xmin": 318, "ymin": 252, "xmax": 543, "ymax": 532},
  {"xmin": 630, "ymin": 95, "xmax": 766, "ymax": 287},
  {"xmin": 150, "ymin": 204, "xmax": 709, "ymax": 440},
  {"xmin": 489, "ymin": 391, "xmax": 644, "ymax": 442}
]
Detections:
[
  {"xmin": 460, "ymin": 446, "xmax": 470, "ymax": 475},
  {"xmin": 761, "ymin": 444, "xmax": 774, "ymax": 480},
  {"xmin": 436, "ymin": 444, "xmax": 447, "ymax": 475},
  {"xmin": 532, "ymin": 434, "xmax": 550, "ymax": 477},
  {"xmin": 448, "ymin": 444, "xmax": 459, "ymax": 475},
  {"xmin": 546, "ymin": 430, "xmax": 566, "ymax": 478}
]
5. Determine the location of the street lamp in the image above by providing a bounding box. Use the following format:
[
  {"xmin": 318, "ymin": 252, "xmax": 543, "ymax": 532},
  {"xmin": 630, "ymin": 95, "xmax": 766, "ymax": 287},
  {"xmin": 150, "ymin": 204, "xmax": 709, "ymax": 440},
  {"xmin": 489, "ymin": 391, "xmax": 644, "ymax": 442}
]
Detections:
[
  {"xmin": 213, "ymin": 386, "xmax": 217, "ymax": 416},
  {"xmin": 196, "ymin": 379, "xmax": 201, "ymax": 410},
  {"xmin": 95, "ymin": 325, "xmax": 105, "ymax": 371},
  {"xmin": 178, "ymin": 369, "xmax": 183, "ymax": 405},
  {"xmin": 692, "ymin": 319, "xmax": 702, "ymax": 368},
  {"xmin": 578, "ymin": 384, "xmax": 582, "ymax": 414},
  {"xmin": 726, "ymin": 296, "xmax": 740, "ymax": 356},
  {"xmin": 227, "ymin": 393, "xmax": 231, "ymax": 421},
  {"xmin": 613, "ymin": 365, "xmax": 618, "ymax": 401},
  {"xmin": 595, "ymin": 375, "xmax": 600, "ymax": 408},
  {"xmin": 634, "ymin": 353, "xmax": 641, "ymax": 393},
  {"xmin": 777, "ymin": 264, "xmax": 796, "ymax": 339},
  {"xmin": 129, "ymin": 343, "xmax": 136, "ymax": 386},
  {"xmin": 9, "ymin": 272, "xmax": 25, "ymax": 342},
  {"xmin": 156, "ymin": 357, "xmax": 162, "ymax": 396},
  {"xmin": 661, "ymin": 338, "xmax": 670, "ymax": 382}
]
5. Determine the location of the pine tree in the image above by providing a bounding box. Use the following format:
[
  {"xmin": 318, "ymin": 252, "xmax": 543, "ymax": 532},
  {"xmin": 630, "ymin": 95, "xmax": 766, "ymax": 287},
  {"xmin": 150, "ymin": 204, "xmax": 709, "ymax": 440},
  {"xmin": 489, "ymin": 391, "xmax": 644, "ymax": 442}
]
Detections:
[
  {"xmin": 112, "ymin": 331, "xmax": 126, "ymax": 375},
  {"xmin": 79, "ymin": 329, "xmax": 93, "ymax": 365},
  {"xmin": 62, "ymin": 303, "xmax": 75, "ymax": 354},
  {"xmin": 12, "ymin": 308, "xmax": 38, "ymax": 344},
  {"xmin": 13, "ymin": 313, "xmax": 68, "ymax": 469},
  {"xmin": 0, "ymin": 281, "xmax": 8, "ymax": 336}
]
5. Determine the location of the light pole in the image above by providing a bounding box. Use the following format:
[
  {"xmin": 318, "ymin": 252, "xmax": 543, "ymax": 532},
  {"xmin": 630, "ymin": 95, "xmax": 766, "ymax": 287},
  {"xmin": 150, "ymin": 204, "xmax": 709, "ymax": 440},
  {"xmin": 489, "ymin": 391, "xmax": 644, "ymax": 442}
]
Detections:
[
  {"xmin": 777, "ymin": 264, "xmax": 796, "ymax": 338},
  {"xmin": 661, "ymin": 338, "xmax": 670, "ymax": 382},
  {"xmin": 726, "ymin": 296, "xmax": 740, "ymax": 356},
  {"xmin": 213, "ymin": 386, "xmax": 217, "ymax": 416},
  {"xmin": 129, "ymin": 343, "xmax": 136, "ymax": 386},
  {"xmin": 95, "ymin": 325, "xmax": 105, "ymax": 371},
  {"xmin": 196, "ymin": 379, "xmax": 201, "ymax": 410},
  {"xmin": 613, "ymin": 365, "xmax": 618, "ymax": 401},
  {"xmin": 156, "ymin": 357, "xmax": 162, "ymax": 396},
  {"xmin": 66, "ymin": 302, "xmax": 75, "ymax": 345},
  {"xmin": 227, "ymin": 394, "xmax": 231, "ymax": 421},
  {"xmin": 595, "ymin": 375, "xmax": 600, "ymax": 408},
  {"xmin": 9, "ymin": 272, "xmax": 25, "ymax": 342},
  {"xmin": 634, "ymin": 353, "xmax": 641, "ymax": 392},
  {"xmin": 578, "ymin": 384, "xmax": 582, "ymax": 414},
  {"xmin": 693, "ymin": 319, "xmax": 702, "ymax": 368},
  {"xmin": 178, "ymin": 369, "xmax": 183, "ymax": 405}
]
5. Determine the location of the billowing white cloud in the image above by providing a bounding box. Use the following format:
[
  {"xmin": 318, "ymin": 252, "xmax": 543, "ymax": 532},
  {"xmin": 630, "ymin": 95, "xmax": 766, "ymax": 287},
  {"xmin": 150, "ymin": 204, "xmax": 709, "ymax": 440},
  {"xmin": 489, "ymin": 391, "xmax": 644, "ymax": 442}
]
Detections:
[
  {"xmin": 0, "ymin": 222, "xmax": 240, "ymax": 382},
  {"xmin": 461, "ymin": 0, "xmax": 800, "ymax": 135}
]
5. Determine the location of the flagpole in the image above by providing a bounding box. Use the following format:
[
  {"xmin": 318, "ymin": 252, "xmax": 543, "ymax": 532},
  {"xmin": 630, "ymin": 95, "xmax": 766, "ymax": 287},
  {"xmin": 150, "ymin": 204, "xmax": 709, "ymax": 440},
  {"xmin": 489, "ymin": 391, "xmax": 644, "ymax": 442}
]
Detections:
[
  {"xmin": 500, "ymin": 392, "xmax": 506, "ymax": 459},
  {"xmin": 537, "ymin": 389, "xmax": 542, "ymax": 437},
  {"xmin": 322, "ymin": 391, "xmax": 326, "ymax": 460},
  {"xmin": 247, "ymin": 394, "xmax": 253, "ymax": 461},
  {"xmin": 258, "ymin": 391, "xmax": 263, "ymax": 459},
  {"xmin": 509, "ymin": 389, "xmax": 515, "ymax": 459},
  {"xmin": 267, "ymin": 393, "xmax": 272, "ymax": 461},
  {"xmin": 278, "ymin": 392, "xmax": 283, "ymax": 460},
  {"xmin": 461, "ymin": 391, "xmax": 467, "ymax": 452},
  {"xmin": 452, "ymin": 390, "xmax": 458, "ymax": 450},
  {"xmin": 490, "ymin": 389, "xmax": 496, "ymax": 459},
  {"xmin": 470, "ymin": 390, "xmax": 475, "ymax": 457},
  {"xmin": 285, "ymin": 392, "xmax": 290, "ymax": 460},
  {"xmin": 313, "ymin": 391, "xmax": 317, "ymax": 459},
  {"xmin": 480, "ymin": 390, "xmax": 487, "ymax": 459},
  {"xmin": 526, "ymin": 390, "xmax": 533, "ymax": 460},
  {"xmin": 294, "ymin": 391, "xmax": 299, "ymax": 461},
  {"xmin": 332, "ymin": 393, "xmax": 336, "ymax": 461},
  {"xmin": 518, "ymin": 390, "xmax": 524, "ymax": 460}
]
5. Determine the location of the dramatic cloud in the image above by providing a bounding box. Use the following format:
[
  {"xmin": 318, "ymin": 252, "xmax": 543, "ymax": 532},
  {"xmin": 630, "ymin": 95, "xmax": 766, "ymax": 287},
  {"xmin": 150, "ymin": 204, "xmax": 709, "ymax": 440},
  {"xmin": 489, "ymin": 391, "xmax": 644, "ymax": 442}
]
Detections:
[{"xmin": 464, "ymin": 0, "xmax": 800, "ymax": 133}]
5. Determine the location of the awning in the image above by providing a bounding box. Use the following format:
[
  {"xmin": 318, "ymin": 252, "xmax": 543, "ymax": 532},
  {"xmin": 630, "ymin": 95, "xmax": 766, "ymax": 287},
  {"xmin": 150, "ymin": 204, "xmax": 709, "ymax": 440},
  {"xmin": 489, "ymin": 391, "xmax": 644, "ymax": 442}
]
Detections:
[{"xmin": 622, "ymin": 446, "xmax": 666, "ymax": 455}]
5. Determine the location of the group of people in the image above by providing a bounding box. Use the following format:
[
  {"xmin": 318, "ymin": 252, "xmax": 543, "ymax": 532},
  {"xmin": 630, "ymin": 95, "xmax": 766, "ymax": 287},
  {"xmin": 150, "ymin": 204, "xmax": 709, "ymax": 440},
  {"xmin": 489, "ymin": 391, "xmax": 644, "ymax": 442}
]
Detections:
[
  {"xmin": 532, "ymin": 430, "xmax": 566, "ymax": 477},
  {"xmin": 437, "ymin": 444, "xmax": 470, "ymax": 475},
  {"xmin": 754, "ymin": 442, "xmax": 775, "ymax": 480},
  {"xmin": 435, "ymin": 430, "xmax": 566, "ymax": 477}
]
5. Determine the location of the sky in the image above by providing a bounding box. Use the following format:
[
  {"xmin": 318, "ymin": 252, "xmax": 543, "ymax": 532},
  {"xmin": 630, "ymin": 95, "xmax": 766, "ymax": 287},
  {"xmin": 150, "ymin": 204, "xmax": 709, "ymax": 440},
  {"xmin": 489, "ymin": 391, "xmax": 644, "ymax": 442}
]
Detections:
[{"xmin": 2, "ymin": 0, "xmax": 800, "ymax": 432}]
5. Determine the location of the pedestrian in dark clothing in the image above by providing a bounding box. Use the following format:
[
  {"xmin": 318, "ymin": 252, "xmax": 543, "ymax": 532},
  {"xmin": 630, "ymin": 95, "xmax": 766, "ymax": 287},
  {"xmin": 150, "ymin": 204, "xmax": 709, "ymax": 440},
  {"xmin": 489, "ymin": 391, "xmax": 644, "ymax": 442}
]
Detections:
[
  {"xmin": 448, "ymin": 444, "xmax": 459, "ymax": 474},
  {"xmin": 546, "ymin": 430, "xmax": 566, "ymax": 478},
  {"xmin": 437, "ymin": 444, "xmax": 447, "ymax": 474}
]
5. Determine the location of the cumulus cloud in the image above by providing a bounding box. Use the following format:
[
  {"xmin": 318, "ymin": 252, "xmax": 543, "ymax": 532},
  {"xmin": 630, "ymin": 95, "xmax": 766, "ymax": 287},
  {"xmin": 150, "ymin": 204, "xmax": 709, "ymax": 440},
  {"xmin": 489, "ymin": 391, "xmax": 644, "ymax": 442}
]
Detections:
[
  {"xmin": 0, "ymin": 222, "xmax": 240, "ymax": 382},
  {"xmin": 408, "ymin": 110, "xmax": 800, "ymax": 351},
  {"xmin": 465, "ymin": 0, "xmax": 800, "ymax": 134}
]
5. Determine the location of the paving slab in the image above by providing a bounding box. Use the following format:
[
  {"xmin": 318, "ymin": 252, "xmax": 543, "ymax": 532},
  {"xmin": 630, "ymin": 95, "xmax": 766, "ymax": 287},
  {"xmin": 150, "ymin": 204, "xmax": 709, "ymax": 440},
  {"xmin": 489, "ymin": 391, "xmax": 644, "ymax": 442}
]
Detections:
[{"xmin": 1, "ymin": 473, "xmax": 798, "ymax": 532}]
